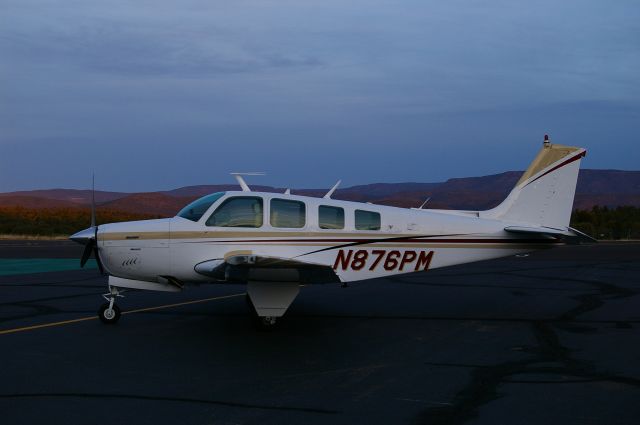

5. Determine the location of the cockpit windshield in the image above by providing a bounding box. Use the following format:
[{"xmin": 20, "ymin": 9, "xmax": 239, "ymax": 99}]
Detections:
[{"xmin": 177, "ymin": 192, "xmax": 225, "ymax": 222}]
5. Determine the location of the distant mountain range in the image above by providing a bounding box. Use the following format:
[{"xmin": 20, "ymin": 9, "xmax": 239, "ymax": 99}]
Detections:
[{"xmin": 1, "ymin": 169, "xmax": 638, "ymax": 217}]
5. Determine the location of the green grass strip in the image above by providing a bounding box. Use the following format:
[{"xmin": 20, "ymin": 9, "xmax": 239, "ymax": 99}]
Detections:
[{"xmin": 0, "ymin": 259, "xmax": 96, "ymax": 276}]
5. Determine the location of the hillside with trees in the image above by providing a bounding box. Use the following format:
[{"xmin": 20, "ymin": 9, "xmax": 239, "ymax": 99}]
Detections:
[
  {"xmin": 0, "ymin": 207, "xmax": 161, "ymax": 237},
  {"xmin": 1, "ymin": 204, "xmax": 637, "ymax": 240},
  {"xmin": 1, "ymin": 169, "xmax": 638, "ymax": 239}
]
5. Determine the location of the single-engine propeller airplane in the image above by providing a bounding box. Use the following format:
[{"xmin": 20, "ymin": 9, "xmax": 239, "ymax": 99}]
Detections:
[{"xmin": 71, "ymin": 137, "xmax": 594, "ymax": 328}]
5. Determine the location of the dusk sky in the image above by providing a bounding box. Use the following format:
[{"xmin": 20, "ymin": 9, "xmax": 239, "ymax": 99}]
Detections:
[{"xmin": 1, "ymin": 0, "xmax": 638, "ymax": 192}]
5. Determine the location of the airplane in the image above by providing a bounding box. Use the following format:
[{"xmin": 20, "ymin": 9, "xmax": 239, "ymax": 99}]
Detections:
[{"xmin": 70, "ymin": 136, "xmax": 594, "ymax": 329}]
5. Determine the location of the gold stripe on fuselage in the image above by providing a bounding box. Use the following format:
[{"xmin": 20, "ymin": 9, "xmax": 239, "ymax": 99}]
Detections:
[
  {"xmin": 101, "ymin": 230, "xmax": 415, "ymax": 241},
  {"xmin": 171, "ymin": 241, "xmax": 555, "ymax": 250},
  {"xmin": 99, "ymin": 231, "xmax": 556, "ymax": 250}
]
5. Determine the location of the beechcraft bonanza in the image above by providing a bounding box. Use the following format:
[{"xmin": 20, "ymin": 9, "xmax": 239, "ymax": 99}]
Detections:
[{"xmin": 71, "ymin": 137, "xmax": 594, "ymax": 328}]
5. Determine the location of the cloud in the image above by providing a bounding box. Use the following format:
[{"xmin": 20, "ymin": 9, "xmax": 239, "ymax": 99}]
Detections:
[
  {"xmin": 0, "ymin": 0, "xmax": 639, "ymax": 190},
  {"xmin": 1, "ymin": 22, "xmax": 322, "ymax": 78}
]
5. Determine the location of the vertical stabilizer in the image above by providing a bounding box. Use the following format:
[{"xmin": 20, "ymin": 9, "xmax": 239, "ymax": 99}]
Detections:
[{"xmin": 481, "ymin": 139, "xmax": 586, "ymax": 229}]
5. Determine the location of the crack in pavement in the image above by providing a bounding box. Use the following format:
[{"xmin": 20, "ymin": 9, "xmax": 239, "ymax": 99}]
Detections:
[
  {"xmin": 0, "ymin": 392, "xmax": 339, "ymax": 414},
  {"xmin": 414, "ymin": 265, "xmax": 639, "ymax": 425}
]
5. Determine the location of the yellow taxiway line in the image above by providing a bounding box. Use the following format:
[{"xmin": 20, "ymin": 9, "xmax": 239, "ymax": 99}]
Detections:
[{"xmin": 0, "ymin": 292, "xmax": 246, "ymax": 336}]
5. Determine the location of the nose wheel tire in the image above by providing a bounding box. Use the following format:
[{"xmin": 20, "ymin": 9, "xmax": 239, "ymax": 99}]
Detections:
[{"xmin": 98, "ymin": 302, "xmax": 121, "ymax": 324}]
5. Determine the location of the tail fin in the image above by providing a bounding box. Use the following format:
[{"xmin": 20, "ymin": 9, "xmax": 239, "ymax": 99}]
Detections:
[{"xmin": 481, "ymin": 139, "xmax": 586, "ymax": 229}]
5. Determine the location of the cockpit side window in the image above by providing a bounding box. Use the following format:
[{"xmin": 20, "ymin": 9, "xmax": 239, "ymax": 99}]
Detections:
[
  {"xmin": 177, "ymin": 192, "xmax": 225, "ymax": 222},
  {"xmin": 355, "ymin": 209, "xmax": 381, "ymax": 230},
  {"xmin": 206, "ymin": 197, "xmax": 263, "ymax": 227}
]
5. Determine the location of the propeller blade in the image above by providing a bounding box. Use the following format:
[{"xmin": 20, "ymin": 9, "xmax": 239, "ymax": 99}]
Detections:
[
  {"xmin": 90, "ymin": 174, "xmax": 96, "ymax": 228},
  {"xmin": 80, "ymin": 241, "xmax": 94, "ymax": 267},
  {"xmin": 75, "ymin": 176, "xmax": 100, "ymax": 271},
  {"xmin": 91, "ymin": 225, "xmax": 104, "ymax": 273},
  {"xmin": 94, "ymin": 246, "xmax": 105, "ymax": 274}
]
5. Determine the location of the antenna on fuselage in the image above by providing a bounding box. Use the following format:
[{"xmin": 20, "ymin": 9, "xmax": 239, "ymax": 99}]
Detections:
[
  {"xmin": 323, "ymin": 179, "xmax": 341, "ymax": 199},
  {"xmin": 284, "ymin": 188, "xmax": 291, "ymax": 194},
  {"xmin": 418, "ymin": 197, "xmax": 431, "ymax": 209},
  {"xmin": 230, "ymin": 172, "xmax": 265, "ymax": 192}
]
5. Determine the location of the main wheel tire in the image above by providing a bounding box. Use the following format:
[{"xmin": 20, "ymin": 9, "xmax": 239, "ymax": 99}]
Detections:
[
  {"xmin": 98, "ymin": 302, "xmax": 121, "ymax": 324},
  {"xmin": 253, "ymin": 315, "xmax": 278, "ymax": 331},
  {"xmin": 246, "ymin": 294, "xmax": 279, "ymax": 331}
]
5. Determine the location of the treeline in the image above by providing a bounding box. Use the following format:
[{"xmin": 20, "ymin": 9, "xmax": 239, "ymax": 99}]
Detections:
[
  {"xmin": 1, "ymin": 205, "xmax": 638, "ymax": 240},
  {"xmin": 571, "ymin": 206, "xmax": 640, "ymax": 240},
  {"xmin": 0, "ymin": 206, "xmax": 163, "ymax": 236}
]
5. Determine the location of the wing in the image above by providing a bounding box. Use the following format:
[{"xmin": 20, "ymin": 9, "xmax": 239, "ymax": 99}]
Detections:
[{"xmin": 195, "ymin": 254, "xmax": 340, "ymax": 284}]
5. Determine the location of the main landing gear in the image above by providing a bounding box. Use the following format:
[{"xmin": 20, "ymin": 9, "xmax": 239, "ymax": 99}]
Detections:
[
  {"xmin": 245, "ymin": 281, "xmax": 300, "ymax": 331},
  {"xmin": 245, "ymin": 294, "xmax": 279, "ymax": 330},
  {"xmin": 99, "ymin": 286, "xmax": 124, "ymax": 324}
]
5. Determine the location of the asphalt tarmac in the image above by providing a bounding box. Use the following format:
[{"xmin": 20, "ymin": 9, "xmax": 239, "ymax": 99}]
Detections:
[{"xmin": 0, "ymin": 240, "xmax": 639, "ymax": 425}]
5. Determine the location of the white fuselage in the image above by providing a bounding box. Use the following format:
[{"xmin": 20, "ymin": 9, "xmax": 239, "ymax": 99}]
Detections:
[{"xmin": 95, "ymin": 191, "xmax": 557, "ymax": 285}]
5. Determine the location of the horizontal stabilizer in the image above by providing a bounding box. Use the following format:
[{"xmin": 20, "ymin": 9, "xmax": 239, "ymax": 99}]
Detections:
[
  {"xmin": 505, "ymin": 226, "xmax": 597, "ymax": 243},
  {"xmin": 567, "ymin": 227, "xmax": 598, "ymax": 243},
  {"xmin": 505, "ymin": 226, "xmax": 572, "ymax": 237}
]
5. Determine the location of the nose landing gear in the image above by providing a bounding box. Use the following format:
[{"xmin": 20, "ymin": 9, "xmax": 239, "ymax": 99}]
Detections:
[{"xmin": 99, "ymin": 286, "xmax": 124, "ymax": 324}]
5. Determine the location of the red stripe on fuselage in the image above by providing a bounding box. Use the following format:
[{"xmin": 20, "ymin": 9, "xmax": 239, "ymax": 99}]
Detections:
[{"xmin": 184, "ymin": 238, "xmax": 560, "ymax": 245}]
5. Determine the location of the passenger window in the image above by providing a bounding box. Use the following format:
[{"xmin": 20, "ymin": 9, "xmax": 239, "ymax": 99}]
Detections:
[
  {"xmin": 270, "ymin": 199, "xmax": 305, "ymax": 228},
  {"xmin": 206, "ymin": 197, "xmax": 263, "ymax": 227},
  {"xmin": 355, "ymin": 210, "xmax": 381, "ymax": 230},
  {"xmin": 319, "ymin": 205, "xmax": 344, "ymax": 229}
]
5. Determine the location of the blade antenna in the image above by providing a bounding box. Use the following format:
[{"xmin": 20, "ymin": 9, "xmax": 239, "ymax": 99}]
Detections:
[
  {"xmin": 234, "ymin": 175, "xmax": 250, "ymax": 192},
  {"xmin": 418, "ymin": 197, "xmax": 431, "ymax": 209},
  {"xmin": 90, "ymin": 173, "xmax": 96, "ymax": 227},
  {"xmin": 324, "ymin": 180, "xmax": 341, "ymax": 199},
  {"xmin": 230, "ymin": 172, "xmax": 265, "ymax": 192}
]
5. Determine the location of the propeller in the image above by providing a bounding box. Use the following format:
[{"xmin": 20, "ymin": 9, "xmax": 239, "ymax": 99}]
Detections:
[
  {"xmin": 72, "ymin": 174, "xmax": 104, "ymax": 274},
  {"xmin": 79, "ymin": 226, "xmax": 104, "ymax": 274}
]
